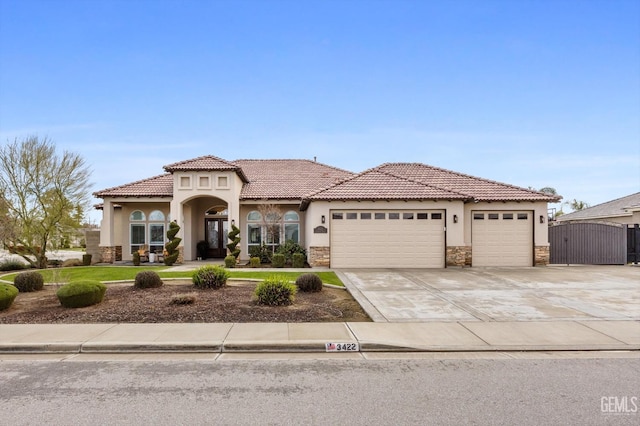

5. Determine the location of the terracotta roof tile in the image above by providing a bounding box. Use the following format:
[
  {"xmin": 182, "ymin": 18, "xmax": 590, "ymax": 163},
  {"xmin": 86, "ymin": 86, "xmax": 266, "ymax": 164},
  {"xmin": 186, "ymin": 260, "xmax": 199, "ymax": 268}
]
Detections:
[
  {"xmin": 93, "ymin": 174, "xmax": 173, "ymax": 197},
  {"xmin": 232, "ymin": 159, "xmax": 354, "ymax": 199}
]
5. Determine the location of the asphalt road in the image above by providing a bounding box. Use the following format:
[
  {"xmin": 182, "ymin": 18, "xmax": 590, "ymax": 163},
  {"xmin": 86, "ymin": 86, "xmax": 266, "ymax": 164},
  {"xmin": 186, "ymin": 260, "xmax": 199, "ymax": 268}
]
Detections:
[{"xmin": 1, "ymin": 356, "xmax": 638, "ymax": 425}]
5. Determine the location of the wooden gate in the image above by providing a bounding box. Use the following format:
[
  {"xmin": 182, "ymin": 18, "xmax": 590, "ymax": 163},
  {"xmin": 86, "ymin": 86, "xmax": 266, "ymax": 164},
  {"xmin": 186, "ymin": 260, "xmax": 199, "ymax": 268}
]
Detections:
[
  {"xmin": 628, "ymin": 224, "xmax": 640, "ymax": 264},
  {"xmin": 549, "ymin": 222, "xmax": 627, "ymax": 265}
]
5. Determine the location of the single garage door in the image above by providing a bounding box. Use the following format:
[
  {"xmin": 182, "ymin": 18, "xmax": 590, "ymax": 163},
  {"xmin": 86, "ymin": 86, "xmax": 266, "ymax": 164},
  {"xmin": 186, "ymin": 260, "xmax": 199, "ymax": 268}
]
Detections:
[
  {"xmin": 472, "ymin": 211, "xmax": 533, "ymax": 266},
  {"xmin": 330, "ymin": 210, "xmax": 445, "ymax": 268}
]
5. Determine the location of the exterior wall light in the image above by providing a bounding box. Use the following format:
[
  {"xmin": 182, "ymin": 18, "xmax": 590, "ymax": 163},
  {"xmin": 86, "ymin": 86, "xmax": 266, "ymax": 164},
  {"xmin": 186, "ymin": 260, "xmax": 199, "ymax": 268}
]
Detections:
[
  {"xmin": 231, "ymin": 219, "xmax": 235, "ymax": 226},
  {"xmin": 321, "ymin": 215, "xmax": 326, "ymax": 224},
  {"xmin": 453, "ymin": 214, "xmax": 458, "ymax": 223},
  {"xmin": 539, "ymin": 215, "xmax": 545, "ymax": 224}
]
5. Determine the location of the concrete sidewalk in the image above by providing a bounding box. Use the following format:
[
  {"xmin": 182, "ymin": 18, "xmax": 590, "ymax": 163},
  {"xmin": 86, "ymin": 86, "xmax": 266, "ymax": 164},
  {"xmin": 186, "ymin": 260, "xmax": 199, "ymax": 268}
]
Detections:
[{"xmin": 1, "ymin": 321, "xmax": 638, "ymax": 354}]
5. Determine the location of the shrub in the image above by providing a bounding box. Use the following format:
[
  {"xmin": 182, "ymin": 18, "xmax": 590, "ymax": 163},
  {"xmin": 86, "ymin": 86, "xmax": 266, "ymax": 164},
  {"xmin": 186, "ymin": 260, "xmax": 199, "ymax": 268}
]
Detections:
[
  {"xmin": 250, "ymin": 257, "xmax": 261, "ymax": 268},
  {"xmin": 292, "ymin": 252, "xmax": 306, "ymax": 268},
  {"xmin": 82, "ymin": 254, "xmax": 92, "ymax": 266},
  {"xmin": 56, "ymin": 280, "xmax": 107, "ymax": 308},
  {"xmin": 249, "ymin": 244, "xmax": 272, "ymax": 264},
  {"xmin": 170, "ymin": 292, "xmax": 197, "ymax": 305},
  {"xmin": 192, "ymin": 265, "xmax": 229, "ymax": 289},
  {"xmin": 272, "ymin": 253, "xmax": 285, "ymax": 268},
  {"xmin": 0, "ymin": 284, "xmax": 19, "ymax": 311},
  {"xmin": 132, "ymin": 251, "xmax": 141, "ymax": 266},
  {"xmin": 227, "ymin": 224, "xmax": 241, "ymax": 259},
  {"xmin": 164, "ymin": 221, "xmax": 182, "ymax": 266},
  {"xmin": 0, "ymin": 259, "xmax": 28, "ymax": 272},
  {"xmin": 224, "ymin": 255, "xmax": 236, "ymax": 268},
  {"xmin": 13, "ymin": 271, "xmax": 44, "ymax": 292},
  {"xmin": 62, "ymin": 258, "xmax": 84, "ymax": 267},
  {"xmin": 276, "ymin": 240, "xmax": 307, "ymax": 265},
  {"xmin": 295, "ymin": 273, "xmax": 323, "ymax": 292},
  {"xmin": 254, "ymin": 275, "xmax": 297, "ymax": 306},
  {"xmin": 134, "ymin": 270, "xmax": 164, "ymax": 289}
]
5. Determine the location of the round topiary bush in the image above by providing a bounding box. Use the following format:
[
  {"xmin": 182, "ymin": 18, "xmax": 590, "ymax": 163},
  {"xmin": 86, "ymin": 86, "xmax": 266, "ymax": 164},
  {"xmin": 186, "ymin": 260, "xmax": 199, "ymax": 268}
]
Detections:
[
  {"xmin": 224, "ymin": 255, "xmax": 236, "ymax": 268},
  {"xmin": 192, "ymin": 265, "xmax": 229, "ymax": 289},
  {"xmin": 56, "ymin": 280, "xmax": 107, "ymax": 308},
  {"xmin": 254, "ymin": 275, "xmax": 297, "ymax": 306},
  {"xmin": 13, "ymin": 271, "xmax": 44, "ymax": 292},
  {"xmin": 292, "ymin": 252, "xmax": 306, "ymax": 268},
  {"xmin": 295, "ymin": 273, "xmax": 323, "ymax": 293},
  {"xmin": 134, "ymin": 270, "xmax": 164, "ymax": 289},
  {"xmin": 271, "ymin": 253, "xmax": 285, "ymax": 268},
  {"xmin": 0, "ymin": 284, "xmax": 19, "ymax": 311},
  {"xmin": 250, "ymin": 257, "xmax": 261, "ymax": 268}
]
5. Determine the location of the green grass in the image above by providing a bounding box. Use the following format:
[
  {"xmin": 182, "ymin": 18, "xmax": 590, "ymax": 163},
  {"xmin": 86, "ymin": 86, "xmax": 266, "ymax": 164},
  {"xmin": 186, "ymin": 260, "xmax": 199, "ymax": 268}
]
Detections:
[{"xmin": 0, "ymin": 266, "xmax": 344, "ymax": 287}]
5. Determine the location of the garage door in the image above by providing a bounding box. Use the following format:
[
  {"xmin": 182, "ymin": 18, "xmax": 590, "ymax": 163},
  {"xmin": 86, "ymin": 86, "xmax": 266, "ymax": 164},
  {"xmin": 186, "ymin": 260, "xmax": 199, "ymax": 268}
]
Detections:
[
  {"xmin": 472, "ymin": 211, "xmax": 533, "ymax": 266},
  {"xmin": 330, "ymin": 210, "xmax": 445, "ymax": 268}
]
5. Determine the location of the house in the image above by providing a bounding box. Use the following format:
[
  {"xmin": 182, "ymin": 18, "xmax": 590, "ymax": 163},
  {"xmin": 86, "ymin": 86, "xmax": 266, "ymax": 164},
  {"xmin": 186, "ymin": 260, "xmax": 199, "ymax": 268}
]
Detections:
[
  {"xmin": 556, "ymin": 192, "xmax": 640, "ymax": 225},
  {"xmin": 93, "ymin": 155, "xmax": 560, "ymax": 268}
]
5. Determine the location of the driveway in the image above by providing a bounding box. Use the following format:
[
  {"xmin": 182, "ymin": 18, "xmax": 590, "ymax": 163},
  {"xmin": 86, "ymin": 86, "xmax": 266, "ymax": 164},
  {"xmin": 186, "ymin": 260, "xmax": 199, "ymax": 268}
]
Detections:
[{"xmin": 338, "ymin": 266, "xmax": 639, "ymax": 322}]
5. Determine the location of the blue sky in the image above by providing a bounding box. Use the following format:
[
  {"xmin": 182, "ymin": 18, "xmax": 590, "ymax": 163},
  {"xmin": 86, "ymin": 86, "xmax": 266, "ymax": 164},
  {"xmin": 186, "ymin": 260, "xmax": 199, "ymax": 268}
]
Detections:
[{"xmin": 1, "ymin": 0, "xmax": 639, "ymax": 223}]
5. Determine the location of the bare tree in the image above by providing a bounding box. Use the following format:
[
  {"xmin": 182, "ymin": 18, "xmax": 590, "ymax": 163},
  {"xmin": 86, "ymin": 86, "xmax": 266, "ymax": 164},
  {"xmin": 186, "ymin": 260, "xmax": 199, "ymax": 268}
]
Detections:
[
  {"xmin": 258, "ymin": 203, "xmax": 283, "ymax": 254},
  {"xmin": 0, "ymin": 136, "xmax": 92, "ymax": 268}
]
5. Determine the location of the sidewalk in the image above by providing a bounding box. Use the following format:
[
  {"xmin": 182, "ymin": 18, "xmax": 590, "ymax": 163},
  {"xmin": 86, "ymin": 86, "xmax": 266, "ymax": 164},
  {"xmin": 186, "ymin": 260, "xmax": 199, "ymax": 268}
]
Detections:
[{"xmin": 1, "ymin": 320, "xmax": 638, "ymax": 354}]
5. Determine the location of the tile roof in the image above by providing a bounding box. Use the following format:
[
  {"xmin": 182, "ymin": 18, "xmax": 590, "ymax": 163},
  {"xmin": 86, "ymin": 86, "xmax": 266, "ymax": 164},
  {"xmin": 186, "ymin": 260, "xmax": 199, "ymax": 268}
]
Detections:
[
  {"xmin": 93, "ymin": 174, "xmax": 173, "ymax": 198},
  {"xmin": 305, "ymin": 163, "xmax": 560, "ymax": 204},
  {"xmin": 164, "ymin": 155, "xmax": 249, "ymax": 182},
  {"xmin": 233, "ymin": 159, "xmax": 354, "ymax": 199},
  {"xmin": 556, "ymin": 192, "xmax": 640, "ymax": 221}
]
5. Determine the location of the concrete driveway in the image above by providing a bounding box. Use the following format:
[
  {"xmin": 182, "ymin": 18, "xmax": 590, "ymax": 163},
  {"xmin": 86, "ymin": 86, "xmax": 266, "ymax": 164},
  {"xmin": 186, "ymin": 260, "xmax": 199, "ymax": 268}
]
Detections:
[{"xmin": 338, "ymin": 266, "xmax": 639, "ymax": 323}]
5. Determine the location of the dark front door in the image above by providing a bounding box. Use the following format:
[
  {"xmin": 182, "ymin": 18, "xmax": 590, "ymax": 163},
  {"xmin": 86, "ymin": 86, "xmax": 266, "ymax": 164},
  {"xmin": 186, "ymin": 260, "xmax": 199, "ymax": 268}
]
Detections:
[{"xmin": 205, "ymin": 218, "xmax": 228, "ymax": 258}]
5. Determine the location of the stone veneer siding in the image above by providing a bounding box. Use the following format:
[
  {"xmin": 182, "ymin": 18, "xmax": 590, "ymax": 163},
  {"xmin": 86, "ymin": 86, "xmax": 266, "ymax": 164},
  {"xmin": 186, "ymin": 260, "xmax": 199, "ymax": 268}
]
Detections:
[
  {"xmin": 100, "ymin": 246, "xmax": 122, "ymax": 263},
  {"xmin": 534, "ymin": 245, "xmax": 550, "ymax": 266},
  {"xmin": 446, "ymin": 246, "xmax": 472, "ymax": 267},
  {"xmin": 309, "ymin": 246, "xmax": 331, "ymax": 267}
]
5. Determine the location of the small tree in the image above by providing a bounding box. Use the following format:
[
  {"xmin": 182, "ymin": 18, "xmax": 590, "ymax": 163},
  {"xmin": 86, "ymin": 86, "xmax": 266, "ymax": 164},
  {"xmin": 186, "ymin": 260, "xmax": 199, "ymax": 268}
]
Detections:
[
  {"xmin": 227, "ymin": 224, "xmax": 241, "ymax": 259},
  {"xmin": 164, "ymin": 221, "xmax": 181, "ymax": 266},
  {"xmin": 567, "ymin": 199, "xmax": 590, "ymax": 211},
  {"xmin": 0, "ymin": 136, "xmax": 91, "ymax": 268},
  {"xmin": 258, "ymin": 203, "xmax": 282, "ymax": 254}
]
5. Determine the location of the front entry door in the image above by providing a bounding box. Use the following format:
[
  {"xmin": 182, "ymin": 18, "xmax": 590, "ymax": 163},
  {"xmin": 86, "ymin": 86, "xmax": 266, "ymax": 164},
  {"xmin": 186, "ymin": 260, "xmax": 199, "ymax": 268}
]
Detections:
[{"xmin": 205, "ymin": 218, "xmax": 228, "ymax": 258}]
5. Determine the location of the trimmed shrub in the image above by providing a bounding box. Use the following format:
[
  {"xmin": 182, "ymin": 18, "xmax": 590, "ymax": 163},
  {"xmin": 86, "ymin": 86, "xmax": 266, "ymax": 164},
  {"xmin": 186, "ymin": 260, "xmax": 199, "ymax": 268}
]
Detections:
[
  {"xmin": 56, "ymin": 280, "xmax": 107, "ymax": 308},
  {"xmin": 272, "ymin": 253, "xmax": 285, "ymax": 268},
  {"xmin": 224, "ymin": 255, "xmax": 236, "ymax": 268},
  {"xmin": 0, "ymin": 284, "xmax": 19, "ymax": 311},
  {"xmin": 227, "ymin": 224, "xmax": 241, "ymax": 259},
  {"xmin": 134, "ymin": 270, "xmax": 164, "ymax": 289},
  {"xmin": 170, "ymin": 292, "xmax": 197, "ymax": 305},
  {"xmin": 0, "ymin": 259, "xmax": 28, "ymax": 272},
  {"xmin": 292, "ymin": 252, "xmax": 306, "ymax": 268},
  {"xmin": 249, "ymin": 244, "xmax": 272, "ymax": 264},
  {"xmin": 250, "ymin": 257, "xmax": 261, "ymax": 268},
  {"xmin": 295, "ymin": 273, "xmax": 323, "ymax": 292},
  {"xmin": 192, "ymin": 265, "xmax": 229, "ymax": 289},
  {"xmin": 254, "ymin": 275, "xmax": 297, "ymax": 306},
  {"xmin": 13, "ymin": 271, "xmax": 44, "ymax": 292},
  {"xmin": 275, "ymin": 240, "xmax": 307, "ymax": 265},
  {"xmin": 164, "ymin": 221, "xmax": 182, "ymax": 266},
  {"xmin": 132, "ymin": 251, "xmax": 141, "ymax": 266},
  {"xmin": 62, "ymin": 258, "xmax": 84, "ymax": 267}
]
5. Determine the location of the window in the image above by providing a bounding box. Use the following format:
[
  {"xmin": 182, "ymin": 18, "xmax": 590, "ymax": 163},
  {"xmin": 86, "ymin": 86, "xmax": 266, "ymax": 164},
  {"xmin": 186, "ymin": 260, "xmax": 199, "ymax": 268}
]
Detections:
[
  {"xmin": 417, "ymin": 213, "xmax": 429, "ymax": 220},
  {"xmin": 149, "ymin": 210, "xmax": 165, "ymax": 221},
  {"xmin": 149, "ymin": 223, "xmax": 165, "ymax": 253},
  {"xmin": 332, "ymin": 212, "xmax": 343, "ymax": 220},
  {"xmin": 503, "ymin": 213, "xmax": 514, "ymax": 220},
  {"xmin": 284, "ymin": 211, "xmax": 299, "ymax": 221},
  {"xmin": 474, "ymin": 213, "xmax": 484, "ymax": 220},
  {"xmin": 284, "ymin": 211, "xmax": 300, "ymax": 243},
  {"xmin": 517, "ymin": 213, "xmax": 529, "ymax": 220},
  {"xmin": 488, "ymin": 213, "xmax": 499, "ymax": 220},
  {"xmin": 361, "ymin": 213, "xmax": 372, "ymax": 220},
  {"xmin": 130, "ymin": 224, "xmax": 146, "ymax": 253},
  {"xmin": 389, "ymin": 213, "xmax": 400, "ymax": 220},
  {"xmin": 130, "ymin": 210, "xmax": 145, "ymax": 221},
  {"xmin": 346, "ymin": 212, "xmax": 357, "ymax": 220},
  {"xmin": 403, "ymin": 213, "xmax": 414, "ymax": 220},
  {"xmin": 375, "ymin": 213, "xmax": 386, "ymax": 220},
  {"xmin": 247, "ymin": 211, "xmax": 262, "ymax": 221},
  {"xmin": 431, "ymin": 213, "xmax": 442, "ymax": 220},
  {"xmin": 247, "ymin": 209, "xmax": 299, "ymax": 248},
  {"xmin": 248, "ymin": 224, "xmax": 261, "ymax": 245}
]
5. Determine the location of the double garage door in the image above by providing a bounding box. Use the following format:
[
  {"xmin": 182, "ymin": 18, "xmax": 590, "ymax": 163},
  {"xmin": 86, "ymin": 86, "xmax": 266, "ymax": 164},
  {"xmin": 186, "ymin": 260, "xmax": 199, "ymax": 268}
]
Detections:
[
  {"xmin": 330, "ymin": 210, "xmax": 445, "ymax": 268},
  {"xmin": 330, "ymin": 209, "xmax": 534, "ymax": 268},
  {"xmin": 471, "ymin": 211, "xmax": 533, "ymax": 267}
]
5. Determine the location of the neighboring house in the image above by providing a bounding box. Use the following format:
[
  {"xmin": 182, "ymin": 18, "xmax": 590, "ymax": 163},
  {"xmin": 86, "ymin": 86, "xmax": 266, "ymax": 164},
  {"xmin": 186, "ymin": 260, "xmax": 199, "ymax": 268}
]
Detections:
[
  {"xmin": 556, "ymin": 192, "xmax": 640, "ymax": 225},
  {"xmin": 93, "ymin": 155, "xmax": 560, "ymax": 268}
]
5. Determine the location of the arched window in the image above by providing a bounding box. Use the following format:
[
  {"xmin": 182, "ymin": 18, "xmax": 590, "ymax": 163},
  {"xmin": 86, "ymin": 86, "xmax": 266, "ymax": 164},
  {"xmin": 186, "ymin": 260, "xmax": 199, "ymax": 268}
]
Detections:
[
  {"xmin": 149, "ymin": 210, "xmax": 165, "ymax": 221},
  {"xmin": 130, "ymin": 210, "xmax": 146, "ymax": 221},
  {"xmin": 247, "ymin": 211, "xmax": 262, "ymax": 221}
]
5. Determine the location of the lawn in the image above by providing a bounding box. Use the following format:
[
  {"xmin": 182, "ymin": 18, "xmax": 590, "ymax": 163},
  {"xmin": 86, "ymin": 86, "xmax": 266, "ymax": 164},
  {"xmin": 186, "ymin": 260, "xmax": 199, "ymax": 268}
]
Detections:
[{"xmin": 0, "ymin": 266, "xmax": 344, "ymax": 286}]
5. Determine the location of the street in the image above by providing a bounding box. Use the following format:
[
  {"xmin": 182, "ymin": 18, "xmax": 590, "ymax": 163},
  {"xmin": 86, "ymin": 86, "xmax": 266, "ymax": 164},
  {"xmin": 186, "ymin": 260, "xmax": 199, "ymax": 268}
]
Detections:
[{"xmin": 1, "ymin": 354, "xmax": 638, "ymax": 425}]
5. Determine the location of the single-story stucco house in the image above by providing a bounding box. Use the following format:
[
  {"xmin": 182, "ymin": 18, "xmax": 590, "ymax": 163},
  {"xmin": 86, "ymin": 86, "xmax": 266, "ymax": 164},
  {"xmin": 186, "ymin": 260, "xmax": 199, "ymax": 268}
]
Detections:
[
  {"xmin": 93, "ymin": 155, "xmax": 560, "ymax": 268},
  {"xmin": 556, "ymin": 192, "xmax": 640, "ymax": 225}
]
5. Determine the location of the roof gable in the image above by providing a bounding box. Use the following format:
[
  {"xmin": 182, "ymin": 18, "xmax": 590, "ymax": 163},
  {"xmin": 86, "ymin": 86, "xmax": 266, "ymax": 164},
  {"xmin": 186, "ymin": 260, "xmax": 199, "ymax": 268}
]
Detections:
[
  {"xmin": 164, "ymin": 155, "xmax": 249, "ymax": 182},
  {"xmin": 93, "ymin": 173, "xmax": 173, "ymax": 198}
]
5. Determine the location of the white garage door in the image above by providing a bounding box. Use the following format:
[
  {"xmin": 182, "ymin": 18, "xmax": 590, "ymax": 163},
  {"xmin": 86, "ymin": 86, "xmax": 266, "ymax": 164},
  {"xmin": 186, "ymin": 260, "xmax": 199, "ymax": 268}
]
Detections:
[
  {"xmin": 472, "ymin": 211, "xmax": 533, "ymax": 267},
  {"xmin": 330, "ymin": 210, "xmax": 445, "ymax": 268}
]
